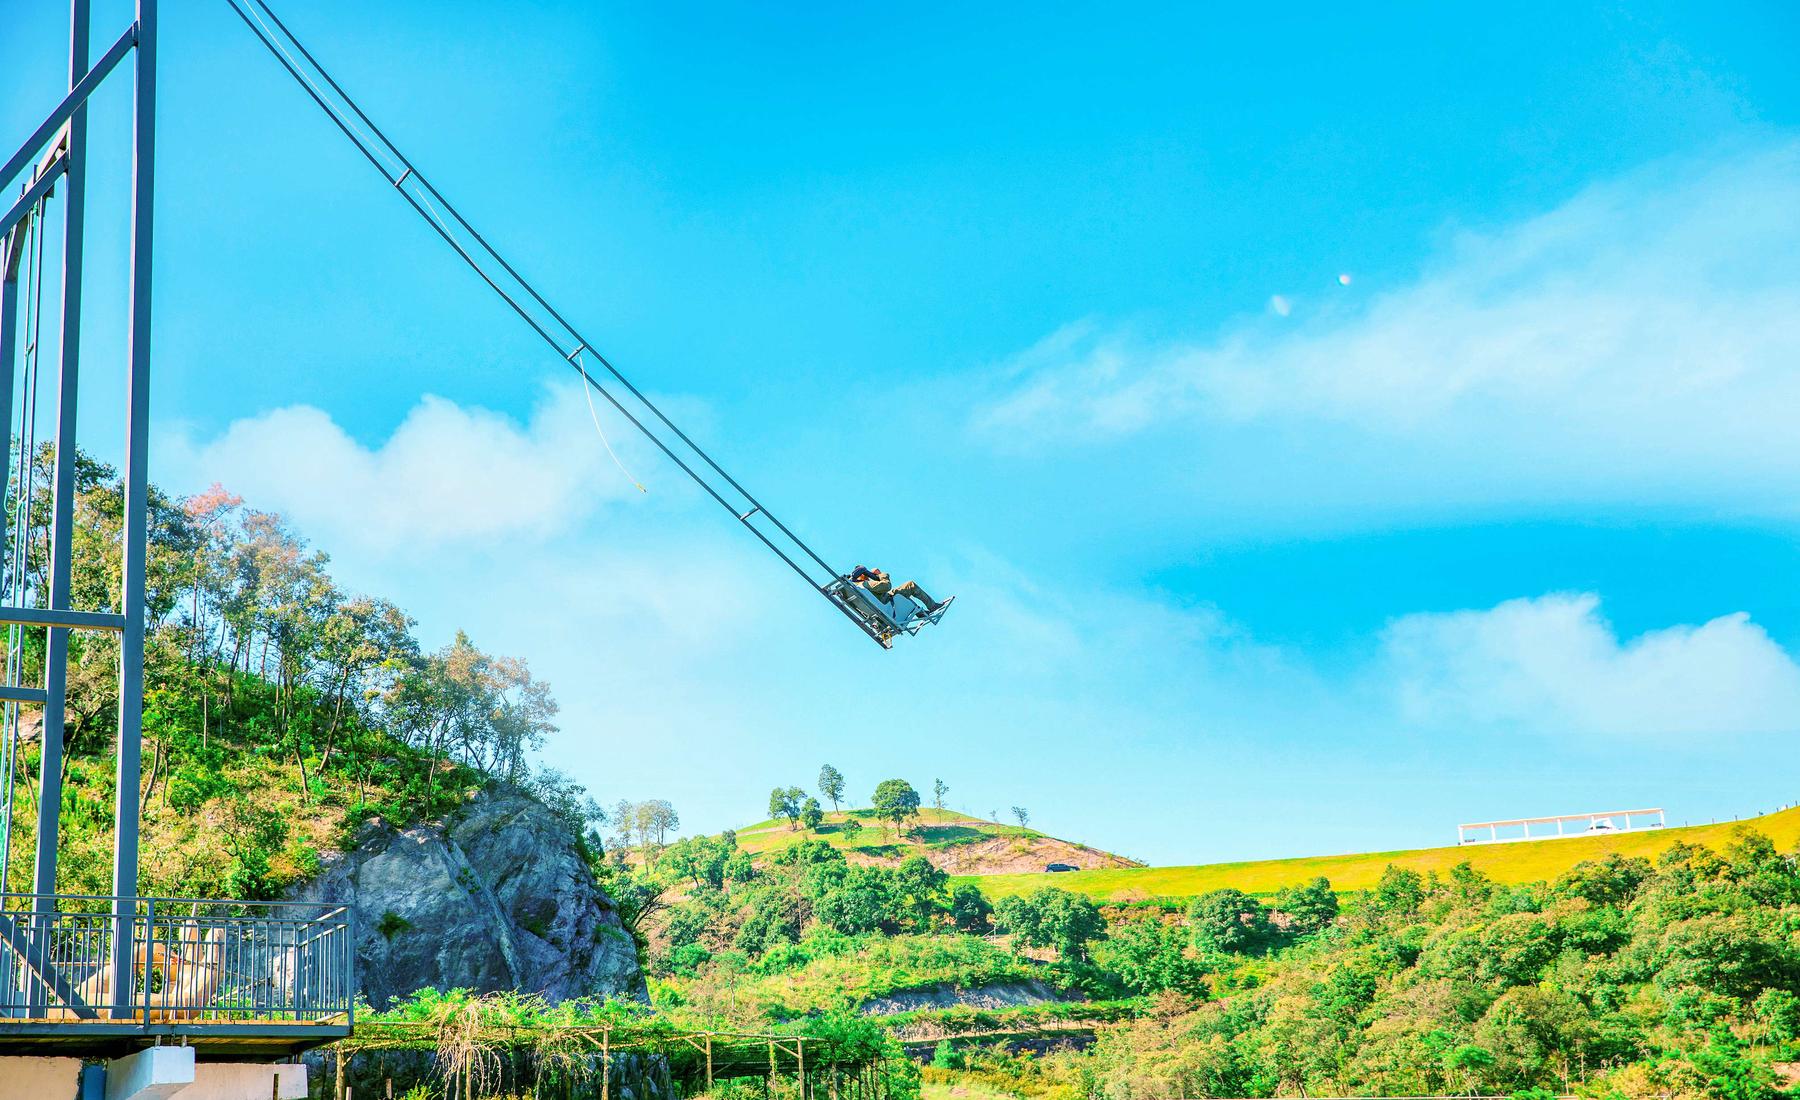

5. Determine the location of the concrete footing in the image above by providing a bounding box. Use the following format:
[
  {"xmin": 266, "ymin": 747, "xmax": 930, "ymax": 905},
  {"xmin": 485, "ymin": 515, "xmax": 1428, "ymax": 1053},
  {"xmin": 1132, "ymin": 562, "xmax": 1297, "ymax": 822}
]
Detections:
[
  {"xmin": 0, "ymin": 1056, "xmax": 82, "ymax": 1100},
  {"xmin": 0, "ymin": 1054, "xmax": 305, "ymax": 1100}
]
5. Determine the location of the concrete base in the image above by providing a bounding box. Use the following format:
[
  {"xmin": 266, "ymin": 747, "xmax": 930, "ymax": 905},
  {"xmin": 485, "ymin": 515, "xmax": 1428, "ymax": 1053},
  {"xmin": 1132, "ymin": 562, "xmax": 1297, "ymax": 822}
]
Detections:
[
  {"xmin": 0, "ymin": 1056, "xmax": 82, "ymax": 1100},
  {"xmin": 107, "ymin": 1046, "xmax": 195, "ymax": 1100},
  {"xmin": 175, "ymin": 1064, "xmax": 306, "ymax": 1100},
  {"xmin": 0, "ymin": 1052, "xmax": 309, "ymax": 1100}
]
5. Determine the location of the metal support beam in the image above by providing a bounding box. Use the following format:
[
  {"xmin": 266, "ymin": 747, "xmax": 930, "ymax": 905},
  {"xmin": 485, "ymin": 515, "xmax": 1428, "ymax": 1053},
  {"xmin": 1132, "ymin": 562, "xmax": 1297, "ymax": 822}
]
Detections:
[
  {"xmin": 0, "ymin": 153, "xmax": 68, "ymax": 244},
  {"xmin": 0, "ymin": 687, "xmax": 48, "ymax": 705},
  {"xmin": 0, "ymin": 913, "xmax": 96, "ymax": 1019},
  {"xmin": 0, "ymin": 251, "xmax": 17, "ymax": 548},
  {"xmin": 0, "ymin": 221, "xmax": 16, "ymax": 1022},
  {"xmin": 0, "ymin": 607, "xmax": 125, "ymax": 631},
  {"xmin": 110, "ymin": 0, "xmax": 157, "ymax": 1014},
  {"xmin": 0, "ymin": 235, "xmax": 16, "ymax": 1021},
  {"xmin": 0, "ymin": 21, "xmax": 136, "ymax": 189},
  {"xmin": 35, "ymin": 0, "xmax": 91, "ymax": 917}
]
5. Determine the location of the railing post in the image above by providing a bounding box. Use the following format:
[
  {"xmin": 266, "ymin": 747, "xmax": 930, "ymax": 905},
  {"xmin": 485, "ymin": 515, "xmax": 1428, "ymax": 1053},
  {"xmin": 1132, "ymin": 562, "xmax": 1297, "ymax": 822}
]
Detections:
[
  {"xmin": 136, "ymin": 896, "xmax": 153, "ymax": 1022},
  {"xmin": 345, "ymin": 907, "xmax": 355, "ymax": 1027}
]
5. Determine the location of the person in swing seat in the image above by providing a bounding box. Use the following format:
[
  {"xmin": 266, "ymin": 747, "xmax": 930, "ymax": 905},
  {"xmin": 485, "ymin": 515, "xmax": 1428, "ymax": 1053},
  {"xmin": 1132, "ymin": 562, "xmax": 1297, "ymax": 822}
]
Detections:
[{"xmin": 848, "ymin": 565, "xmax": 946, "ymax": 613}]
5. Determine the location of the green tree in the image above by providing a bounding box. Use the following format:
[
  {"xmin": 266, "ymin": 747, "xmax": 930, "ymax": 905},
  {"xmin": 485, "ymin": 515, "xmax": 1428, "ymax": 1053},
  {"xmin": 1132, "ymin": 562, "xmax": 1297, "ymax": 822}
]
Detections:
[
  {"xmin": 994, "ymin": 887, "xmax": 1105, "ymax": 961},
  {"xmin": 818, "ymin": 764, "xmax": 845, "ymax": 813},
  {"xmin": 801, "ymin": 797, "xmax": 825, "ymax": 832},
  {"xmin": 1754, "ymin": 988, "xmax": 1800, "ymax": 1045},
  {"xmin": 1188, "ymin": 888, "xmax": 1272, "ymax": 953},
  {"xmin": 893, "ymin": 856, "xmax": 950, "ymax": 931},
  {"xmin": 1274, "ymin": 876, "xmax": 1339, "ymax": 937},
  {"xmin": 872, "ymin": 779, "xmax": 921, "ymax": 837},
  {"xmin": 932, "ymin": 778, "xmax": 949, "ymax": 813},
  {"xmin": 949, "ymin": 884, "xmax": 993, "ymax": 933},
  {"xmin": 1097, "ymin": 913, "xmax": 1210, "ymax": 995},
  {"xmin": 1011, "ymin": 806, "xmax": 1030, "ymax": 829},
  {"xmin": 769, "ymin": 786, "xmax": 805, "ymax": 830},
  {"xmin": 1370, "ymin": 865, "xmax": 1426, "ymax": 916}
]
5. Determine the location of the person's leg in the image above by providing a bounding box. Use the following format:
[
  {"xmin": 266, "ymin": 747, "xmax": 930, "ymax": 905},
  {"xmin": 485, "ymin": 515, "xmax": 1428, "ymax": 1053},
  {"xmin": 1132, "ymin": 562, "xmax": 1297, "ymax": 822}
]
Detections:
[{"xmin": 893, "ymin": 580, "xmax": 941, "ymax": 612}]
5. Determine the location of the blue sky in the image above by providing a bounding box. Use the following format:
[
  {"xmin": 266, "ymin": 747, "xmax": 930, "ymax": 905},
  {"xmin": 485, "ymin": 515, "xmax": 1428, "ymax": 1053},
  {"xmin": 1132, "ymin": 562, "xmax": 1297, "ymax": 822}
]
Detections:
[{"xmin": 6, "ymin": 1, "xmax": 1800, "ymax": 865}]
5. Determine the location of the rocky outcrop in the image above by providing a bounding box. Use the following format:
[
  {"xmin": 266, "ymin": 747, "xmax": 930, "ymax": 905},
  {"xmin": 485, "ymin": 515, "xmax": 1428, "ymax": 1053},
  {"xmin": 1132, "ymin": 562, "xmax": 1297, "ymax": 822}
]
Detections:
[
  {"xmin": 859, "ymin": 979, "xmax": 1078, "ymax": 1015},
  {"xmin": 291, "ymin": 791, "xmax": 645, "ymax": 1009}
]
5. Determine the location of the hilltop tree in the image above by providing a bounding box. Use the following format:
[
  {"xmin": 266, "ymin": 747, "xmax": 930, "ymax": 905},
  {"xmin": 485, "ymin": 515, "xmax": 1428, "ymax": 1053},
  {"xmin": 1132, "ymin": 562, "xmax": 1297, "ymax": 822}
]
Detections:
[
  {"xmin": 932, "ymin": 778, "xmax": 949, "ymax": 813},
  {"xmin": 636, "ymin": 800, "xmax": 680, "ymax": 849},
  {"xmin": 1011, "ymin": 806, "xmax": 1030, "ymax": 829},
  {"xmin": 818, "ymin": 764, "xmax": 845, "ymax": 813},
  {"xmin": 609, "ymin": 799, "xmax": 680, "ymax": 857},
  {"xmin": 768, "ymin": 786, "xmax": 805, "ymax": 830},
  {"xmin": 801, "ymin": 797, "xmax": 824, "ymax": 832},
  {"xmin": 871, "ymin": 779, "xmax": 921, "ymax": 837}
]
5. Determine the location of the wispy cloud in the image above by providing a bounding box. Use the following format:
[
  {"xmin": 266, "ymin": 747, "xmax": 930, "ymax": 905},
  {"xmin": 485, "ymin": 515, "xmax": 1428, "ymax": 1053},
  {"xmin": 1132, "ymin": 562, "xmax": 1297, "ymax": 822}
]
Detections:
[
  {"xmin": 1381, "ymin": 593, "xmax": 1800, "ymax": 738},
  {"xmin": 975, "ymin": 144, "xmax": 1800, "ymax": 516}
]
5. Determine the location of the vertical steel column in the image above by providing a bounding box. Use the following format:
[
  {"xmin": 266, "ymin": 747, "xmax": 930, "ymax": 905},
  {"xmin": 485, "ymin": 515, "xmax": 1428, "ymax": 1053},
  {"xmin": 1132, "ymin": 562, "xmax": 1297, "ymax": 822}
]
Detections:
[
  {"xmin": 0, "ymin": 240, "xmax": 18, "ymax": 557},
  {"xmin": 33, "ymin": 0, "xmax": 91, "ymax": 908},
  {"xmin": 0, "ymin": 232, "xmax": 19, "ymax": 1017},
  {"xmin": 110, "ymin": 0, "xmax": 156, "ymax": 1011}
]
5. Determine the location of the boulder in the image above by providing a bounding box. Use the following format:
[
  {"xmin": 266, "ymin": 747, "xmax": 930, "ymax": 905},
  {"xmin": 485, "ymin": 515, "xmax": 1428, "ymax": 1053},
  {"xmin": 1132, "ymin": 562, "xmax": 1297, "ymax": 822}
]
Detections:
[{"xmin": 291, "ymin": 791, "xmax": 644, "ymax": 1009}]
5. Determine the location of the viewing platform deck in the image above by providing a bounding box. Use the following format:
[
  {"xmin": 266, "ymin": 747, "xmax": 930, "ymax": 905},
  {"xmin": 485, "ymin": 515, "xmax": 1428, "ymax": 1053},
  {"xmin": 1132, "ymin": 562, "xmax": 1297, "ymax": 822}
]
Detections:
[{"xmin": 0, "ymin": 894, "xmax": 353, "ymax": 1058}]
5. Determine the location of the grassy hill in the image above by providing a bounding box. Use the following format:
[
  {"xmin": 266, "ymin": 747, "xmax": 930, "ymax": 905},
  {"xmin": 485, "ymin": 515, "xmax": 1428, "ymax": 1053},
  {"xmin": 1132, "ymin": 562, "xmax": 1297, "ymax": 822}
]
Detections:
[
  {"xmin": 968, "ymin": 803, "xmax": 1800, "ymax": 900},
  {"xmin": 730, "ymin": 807, "xmax": 1140, "ymax": 875}
]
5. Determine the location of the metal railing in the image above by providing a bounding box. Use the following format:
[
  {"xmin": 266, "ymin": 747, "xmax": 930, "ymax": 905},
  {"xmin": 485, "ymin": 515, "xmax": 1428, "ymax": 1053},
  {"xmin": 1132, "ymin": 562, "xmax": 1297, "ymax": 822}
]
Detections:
[{"xmin": 0, "ymin": 893, "xmax": 353, "ymax": 1027}]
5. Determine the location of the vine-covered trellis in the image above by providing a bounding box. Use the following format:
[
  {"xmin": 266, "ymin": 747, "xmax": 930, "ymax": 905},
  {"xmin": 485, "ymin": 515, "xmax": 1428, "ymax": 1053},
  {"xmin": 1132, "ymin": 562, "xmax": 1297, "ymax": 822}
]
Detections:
[{"xmin": 323, "ymin": 1011, "xmax": 915, "ymax": 1100}]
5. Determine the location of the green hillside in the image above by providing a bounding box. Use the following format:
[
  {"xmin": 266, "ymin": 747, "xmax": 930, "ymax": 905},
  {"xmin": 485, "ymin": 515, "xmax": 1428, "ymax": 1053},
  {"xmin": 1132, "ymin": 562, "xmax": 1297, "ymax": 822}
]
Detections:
[
  {"xmin": 729, "ymin": 807, "xmax": 1139, "ymax": 874},
  {"xmin": 969, "ymin": 804, "xmax": 1800, "ymax": 900},
  {"xmin": 0, "ymin": 456, "xmax": 581, "ymax": 903}
]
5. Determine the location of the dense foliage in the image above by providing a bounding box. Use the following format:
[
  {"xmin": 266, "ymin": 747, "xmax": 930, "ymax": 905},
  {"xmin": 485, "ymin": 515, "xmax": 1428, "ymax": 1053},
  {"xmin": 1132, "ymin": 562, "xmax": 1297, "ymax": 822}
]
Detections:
[
  {"xmin": 642, "ymin": 819, "xmax": 1800, "ymax": 1100},
  {"xmin": 2, "ymin": 456, "xmax": 584, "ymax": 899},
  {"xmin": 1076, "ymin": 835, "xmax": 1800, "ymax": 1100}
]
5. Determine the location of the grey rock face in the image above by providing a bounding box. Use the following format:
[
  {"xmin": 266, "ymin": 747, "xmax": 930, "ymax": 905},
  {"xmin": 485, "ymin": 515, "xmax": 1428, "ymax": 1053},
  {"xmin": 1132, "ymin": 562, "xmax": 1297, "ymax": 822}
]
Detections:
[
  {"xmin": 859, "ymin": 979, "xmax": 1079, "ymax": 1015},
  {"xmin": 291, "ymin": 791, "xmax": 645, "ymax": 1009}
]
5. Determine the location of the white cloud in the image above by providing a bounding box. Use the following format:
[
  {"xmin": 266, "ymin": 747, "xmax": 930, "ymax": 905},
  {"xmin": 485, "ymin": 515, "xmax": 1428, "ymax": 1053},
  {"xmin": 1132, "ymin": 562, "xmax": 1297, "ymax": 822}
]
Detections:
[
  {"xmin": 976, "ymin": 143, "xmax": 1800, "ymax": 515},
  {"xmin": 1381, "ymin": 593, "xmax": 1800, "ymax": 737},
  {"xmin": 159, "ymin": 382, "xmax": 654, "ymax": 555}
]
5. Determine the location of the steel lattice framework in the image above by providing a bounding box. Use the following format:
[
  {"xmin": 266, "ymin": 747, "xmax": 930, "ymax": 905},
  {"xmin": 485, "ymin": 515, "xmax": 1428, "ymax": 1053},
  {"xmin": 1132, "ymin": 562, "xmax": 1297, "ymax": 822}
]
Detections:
[
  {"xmin": 1, "ymin": 0, "xmax": 160, "ymax": 1015},
  {"xmin": 0, "ymin": 0, "xmax": 352, "ymax": 1051}
]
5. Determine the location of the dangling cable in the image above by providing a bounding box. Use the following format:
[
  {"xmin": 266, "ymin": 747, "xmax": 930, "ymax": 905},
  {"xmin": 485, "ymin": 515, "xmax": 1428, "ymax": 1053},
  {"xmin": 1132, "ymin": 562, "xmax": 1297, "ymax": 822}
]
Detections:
[{"xmin": 574, "ymin": 358, "xmax": 646, "ymax": 494}]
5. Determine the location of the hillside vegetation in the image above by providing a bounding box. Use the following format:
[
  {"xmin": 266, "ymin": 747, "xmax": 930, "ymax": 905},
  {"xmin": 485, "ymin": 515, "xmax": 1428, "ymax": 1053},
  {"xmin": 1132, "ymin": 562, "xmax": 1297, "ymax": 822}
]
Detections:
[
  {"xmin": 645, "ymin": 818, "xmax": 1800, "ymax": 1100},
  {"xmin": 971, "ymin": 805, "xmax": 1800, "ymax": 900},
  {"xmin": 731, "ymin": 808, "xmax": 1138, "ymax": 876},
  {"xmin": 0, "ymin": 453, "xmax": 596, "ymax": 902}
]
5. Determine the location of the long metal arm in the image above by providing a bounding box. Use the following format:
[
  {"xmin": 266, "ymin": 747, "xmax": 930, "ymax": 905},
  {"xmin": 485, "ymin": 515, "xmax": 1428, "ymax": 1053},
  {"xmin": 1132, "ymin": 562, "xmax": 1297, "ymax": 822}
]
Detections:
[
  {"xmin": 223, "ymin": 0, "xmax": 890, "ymax": 648},
  {"xmin": 0, "ymin": 23, "xmax": 136, "ymax": 189}
]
